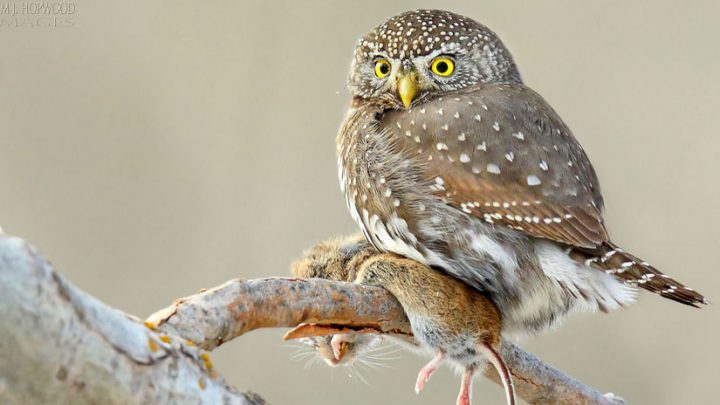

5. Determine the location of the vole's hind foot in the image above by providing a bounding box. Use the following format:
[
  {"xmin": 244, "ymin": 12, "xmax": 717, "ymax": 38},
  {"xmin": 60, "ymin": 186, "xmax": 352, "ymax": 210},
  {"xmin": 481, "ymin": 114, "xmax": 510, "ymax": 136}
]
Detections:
[
  {"xmin": 456, "ymin": 368, "xmax": 473, "ymax": 405},
  {"xmin": 415, "ymin": 351, "xmax": 444, "ymax": 394}
]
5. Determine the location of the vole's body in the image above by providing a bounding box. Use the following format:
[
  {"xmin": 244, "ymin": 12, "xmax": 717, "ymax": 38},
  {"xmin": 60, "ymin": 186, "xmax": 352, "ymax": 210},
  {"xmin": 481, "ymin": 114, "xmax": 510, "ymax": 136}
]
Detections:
[
  {"xmin": 356, "ymin": 254, "xmax": 515, "ymax": 405},
  {"xmin": 293, "ymin": 235, "xmax": 515, "ymax": 405}
]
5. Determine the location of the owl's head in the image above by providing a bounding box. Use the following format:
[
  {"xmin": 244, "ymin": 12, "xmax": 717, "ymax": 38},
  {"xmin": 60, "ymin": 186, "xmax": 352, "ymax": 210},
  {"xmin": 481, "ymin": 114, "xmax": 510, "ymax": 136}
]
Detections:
[{"xmin": 348, "ymin": 9, "xmax": 521, "ymax": 108}]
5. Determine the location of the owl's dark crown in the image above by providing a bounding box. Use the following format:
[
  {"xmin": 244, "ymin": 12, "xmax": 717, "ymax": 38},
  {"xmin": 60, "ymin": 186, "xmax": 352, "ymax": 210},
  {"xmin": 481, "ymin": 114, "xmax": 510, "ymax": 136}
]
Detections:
[{"xmin": 354, "ymin": 9, "xmax": 521, "ymax": 84}]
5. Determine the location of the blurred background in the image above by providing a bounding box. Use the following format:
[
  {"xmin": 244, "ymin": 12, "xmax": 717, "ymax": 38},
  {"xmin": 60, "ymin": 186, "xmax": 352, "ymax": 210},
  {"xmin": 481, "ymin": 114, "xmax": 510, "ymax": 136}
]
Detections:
[{"xmin": 1, "ymin": 1, "xmax": 718, "ymax": 403}]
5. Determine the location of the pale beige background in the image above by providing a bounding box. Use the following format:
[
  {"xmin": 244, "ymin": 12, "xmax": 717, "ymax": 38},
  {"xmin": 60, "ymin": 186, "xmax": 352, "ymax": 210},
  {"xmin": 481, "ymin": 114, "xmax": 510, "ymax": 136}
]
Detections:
[{"xmin": 1, "ymin": 1, "xmax": 718, "ymax": 404}]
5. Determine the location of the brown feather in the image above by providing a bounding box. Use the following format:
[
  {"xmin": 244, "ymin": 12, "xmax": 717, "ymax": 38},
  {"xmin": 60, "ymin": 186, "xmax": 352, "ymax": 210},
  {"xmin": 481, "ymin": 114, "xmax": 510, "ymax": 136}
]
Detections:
[
  {"xmin": 570, "ymin": 242, "xmax": 707, "ymax": 307},
  {"xmin": 382, "ymin": 84, "xmax": 609, "ymax": 248}
]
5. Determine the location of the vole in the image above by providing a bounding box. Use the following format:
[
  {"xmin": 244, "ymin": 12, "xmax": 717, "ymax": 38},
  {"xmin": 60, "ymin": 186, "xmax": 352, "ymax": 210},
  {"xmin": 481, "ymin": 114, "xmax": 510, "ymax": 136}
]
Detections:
[{"xmin": 292, "ymin": 235, "xmax": 515, "ymax": 405}]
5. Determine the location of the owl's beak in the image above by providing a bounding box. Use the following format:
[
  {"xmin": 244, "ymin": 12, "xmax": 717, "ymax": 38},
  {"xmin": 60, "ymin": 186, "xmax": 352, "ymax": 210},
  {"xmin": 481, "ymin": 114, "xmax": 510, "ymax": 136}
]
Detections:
[{"xmin": 397, "ymin": 71, "xmax": 419, "ymax": 109}]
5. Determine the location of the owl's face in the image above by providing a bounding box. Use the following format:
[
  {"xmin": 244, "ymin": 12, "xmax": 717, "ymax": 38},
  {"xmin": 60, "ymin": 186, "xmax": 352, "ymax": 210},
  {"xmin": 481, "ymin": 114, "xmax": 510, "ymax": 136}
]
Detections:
[{"xmin": 348, "ymin": 9, "xmax": 521, "ymax": 109}]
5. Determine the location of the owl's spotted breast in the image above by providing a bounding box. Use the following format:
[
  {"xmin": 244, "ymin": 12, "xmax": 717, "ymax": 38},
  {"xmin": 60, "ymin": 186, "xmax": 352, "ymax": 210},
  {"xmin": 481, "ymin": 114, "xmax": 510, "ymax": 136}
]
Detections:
[{"xmin": 337, "ymin": 102, "xmax": 435, "ymax": 266}]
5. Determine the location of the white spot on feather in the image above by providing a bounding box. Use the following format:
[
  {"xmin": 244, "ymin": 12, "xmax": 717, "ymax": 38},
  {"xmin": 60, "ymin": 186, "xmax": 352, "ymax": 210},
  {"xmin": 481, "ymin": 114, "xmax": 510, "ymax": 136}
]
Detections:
[{"xmin": 527, "ymin": 175, "xmax": 542, "ymax": 186}]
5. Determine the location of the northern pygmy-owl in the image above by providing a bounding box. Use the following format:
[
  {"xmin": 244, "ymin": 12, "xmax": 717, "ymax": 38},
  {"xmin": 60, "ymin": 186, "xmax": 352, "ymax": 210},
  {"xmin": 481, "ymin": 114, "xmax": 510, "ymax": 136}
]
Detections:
[{"xmin": 337, "ymin": 9, "xmax": 706, "ymax": 333}]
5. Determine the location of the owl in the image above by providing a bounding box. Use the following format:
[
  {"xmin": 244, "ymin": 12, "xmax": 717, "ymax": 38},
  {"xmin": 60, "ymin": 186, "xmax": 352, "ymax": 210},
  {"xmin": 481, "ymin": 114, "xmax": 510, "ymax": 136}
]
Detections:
[{"xmin": 336, "ymin": 9, "xmax": 706, "ymax": 334}]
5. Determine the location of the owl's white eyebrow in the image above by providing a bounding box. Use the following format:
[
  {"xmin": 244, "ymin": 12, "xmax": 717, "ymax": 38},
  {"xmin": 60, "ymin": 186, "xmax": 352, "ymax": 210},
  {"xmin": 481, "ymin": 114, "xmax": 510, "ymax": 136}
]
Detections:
[
  {"xmin": 420, "ymin": 44, "xmax": 466, "ymax": 62},
  {"xmin": 438, "ymin": 43, "xmax": 466, "ymax": 55}
]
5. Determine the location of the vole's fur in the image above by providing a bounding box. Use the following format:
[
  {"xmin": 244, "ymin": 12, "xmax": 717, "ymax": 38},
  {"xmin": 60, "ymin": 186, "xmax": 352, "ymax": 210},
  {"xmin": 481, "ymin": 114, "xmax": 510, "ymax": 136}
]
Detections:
[{"xmin": 292, "ymin": 235, "xmax": 515, "ymax": 404}]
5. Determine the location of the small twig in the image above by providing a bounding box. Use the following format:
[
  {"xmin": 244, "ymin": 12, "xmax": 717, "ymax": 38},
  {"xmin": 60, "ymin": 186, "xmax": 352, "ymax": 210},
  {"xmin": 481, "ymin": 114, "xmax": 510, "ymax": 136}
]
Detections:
[{"xmin": 146, "ymin": 277, "xmax": 411, "ymax": 350}]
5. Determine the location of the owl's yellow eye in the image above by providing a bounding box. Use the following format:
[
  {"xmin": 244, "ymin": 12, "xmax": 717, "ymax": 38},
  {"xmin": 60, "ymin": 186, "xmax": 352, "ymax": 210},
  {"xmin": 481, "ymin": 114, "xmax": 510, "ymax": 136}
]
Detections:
[
  {"xmin": 374, "ymin": 59, "xmax": 391, "ymax": 78},
  {"xmin": 430, "ymin": 57, "xmax": 455, "ymax": 77}
]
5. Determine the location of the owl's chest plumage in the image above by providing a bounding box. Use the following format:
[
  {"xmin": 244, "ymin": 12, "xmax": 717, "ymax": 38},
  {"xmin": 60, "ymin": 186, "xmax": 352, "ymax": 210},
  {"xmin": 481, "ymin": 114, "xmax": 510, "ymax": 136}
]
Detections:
[
  {"xmin": 337, "ymin": 104, "xmax": 436, "ymax": 265},
  {"xmin": 336, "ymin": 100, "xmax": 509, "ymax": 275}
]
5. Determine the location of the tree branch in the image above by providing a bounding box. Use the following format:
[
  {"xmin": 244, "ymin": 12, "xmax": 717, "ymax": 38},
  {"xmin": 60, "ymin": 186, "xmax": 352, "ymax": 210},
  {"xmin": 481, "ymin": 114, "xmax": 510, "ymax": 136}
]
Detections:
[
  {"xmin": 146, "ymin": 277, "xmax": 411, "ymax": 351},
  {"xmin": 0, "ymin": 233, "xmax": 623, "ymax": 404},
  {"xmin": 147, "ymin": 277, "xmax": 623, "ymax": 404},
  {"xmin": 0, "ymin": 235, "xmax": 264, "ymax": 405}
]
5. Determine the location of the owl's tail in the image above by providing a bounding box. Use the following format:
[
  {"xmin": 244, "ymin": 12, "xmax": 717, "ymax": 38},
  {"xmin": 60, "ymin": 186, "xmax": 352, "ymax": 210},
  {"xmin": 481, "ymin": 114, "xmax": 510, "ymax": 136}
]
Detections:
[{"xmin": 570, "ymin": 242, "xmax": 708, "ymax": 307}]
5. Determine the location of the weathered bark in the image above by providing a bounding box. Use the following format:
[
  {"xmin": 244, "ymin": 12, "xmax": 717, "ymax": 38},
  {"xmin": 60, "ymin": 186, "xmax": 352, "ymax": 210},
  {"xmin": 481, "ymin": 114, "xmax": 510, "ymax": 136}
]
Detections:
[
  {"xmin": 0, "ymin": 234, "xmax": 623, "ymax": 404},
  {"xmin": 0, "ymin": 235, "xmax": 264, "ymax": 405}
]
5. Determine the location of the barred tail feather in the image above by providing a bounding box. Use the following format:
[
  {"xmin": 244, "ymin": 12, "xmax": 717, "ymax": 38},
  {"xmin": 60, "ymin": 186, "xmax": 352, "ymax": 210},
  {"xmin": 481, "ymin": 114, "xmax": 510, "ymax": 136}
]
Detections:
[{"xmin": 571, "ymin": 242, "xmax": 708, "ymax": 307}]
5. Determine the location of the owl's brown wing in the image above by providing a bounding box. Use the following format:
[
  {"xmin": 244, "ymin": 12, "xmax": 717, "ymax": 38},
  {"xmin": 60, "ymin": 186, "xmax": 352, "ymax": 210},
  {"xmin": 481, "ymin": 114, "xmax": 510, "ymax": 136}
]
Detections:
[{"xmin": 384, "ymin": 83, "xmax": 608, "ymax": 248}]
